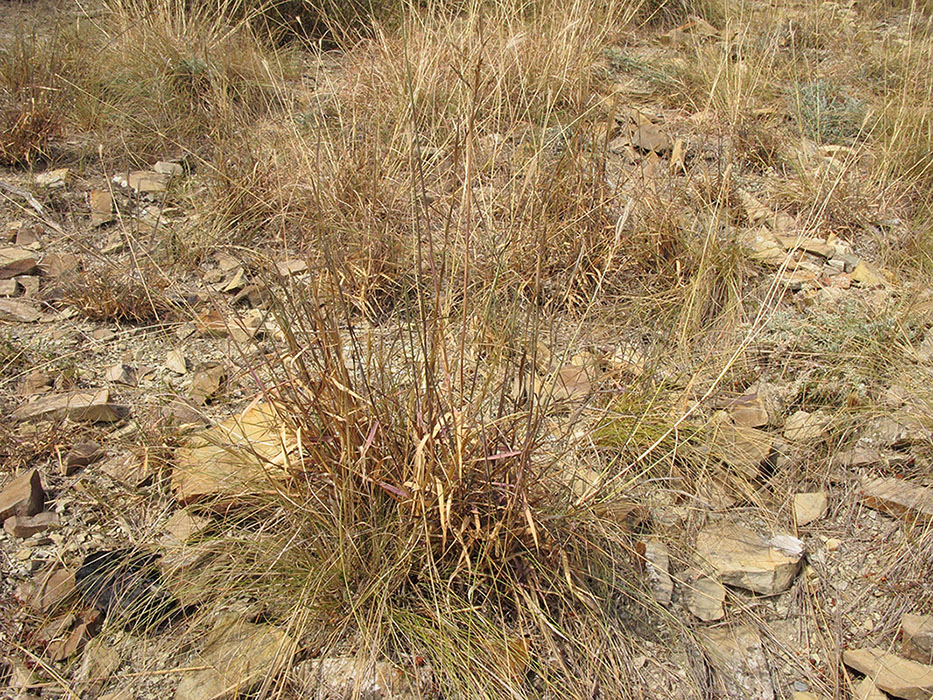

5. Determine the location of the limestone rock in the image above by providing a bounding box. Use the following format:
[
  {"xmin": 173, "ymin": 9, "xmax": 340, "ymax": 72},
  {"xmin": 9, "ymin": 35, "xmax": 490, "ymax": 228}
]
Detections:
[
  {"xmin": 842, "ymin": 647, "xmax": 933, "ymax": 700},
  {"xmin": 0, "ymin": 247, "xmax": 38, "ymax": 278},
  {"xmin": 293, "ymin": 657, "xmax": 414, "ymax": 699},
  {"xmin": 721, "ymin": 392, "xmax": 770, "ymax": 428},
  {"xmin": 641, "ymin": 538, "xmax": 673, "ymax": 606},
  {"xmin": 854, "ymin": 678, "xmax": 888, "ymax": 700},
  {"xmin": 172, "ymin": 403, "xmax": 295, "ymax": 507},
  {"xmin": 707, "ymin": 420, "xmax": 774, "ymax": 479},
  {"xmin": 699, "ymin": 625, "xmax": 774, "ymax": 700},
  {"xmin": 174, "ymin": 616, "xmax": 294, "ymax": 700},
  {"xmin": 77, "ymin": 637, "xmax": 122, "ymax": 690},
  {"xmin": 105, "ymin": 363, "xmax": 137, "ymax": 386},
  {"xmin": 89, "ymin": 190, "xmax": 114, "ymax": 227},
  {"xmin": 0, "ymin": 469, "xmax": 45, "ymax": 521},
  {"xmin": 685, "ymin": 575, "xmax": 726, "ymax": 621},
  {"xmin": 12, "ymin": 389, "xmax": 127, "ymax": 423},
  {"xmin": 189, "ymin": 363, "xmax": 226, "ymax": 405},
  {"xmin": 15, "ymin": 565, "xmax": 76, "ymax": 613},
  {"xmin": 783, "ymin": 410, "xmax": 830, "ymax": 442},
  {"xmin": 63, "ymin": 442, "xmax": 105, "ymax": 475},
  {"xmin": 4, "ymin": 511, "xmax": 60, "ymax": 538},
  {"xmin": 0, "ymin": 298, "xmax": 41, "ymax": 322},
  {"xmin": 902, "ymin": 614, "xmax": 933, "ymax": 664},
  {"xmin": 793, "ymin": 492, "xmax": 828, "ymax": 526},
  {"xmin": 860, "ymin": 476, "xmax": 933, "ymax": 524},
  {"xmin": 851, "ymin": 262, "xmax": 887, "ymax": 287},
  {"xmin": 695, "ymin": 521, "xmax": 804, "ymax": 595},
  {"xmin": 166, "ymin": 349, "xmax": 189, "ymax": 375}
]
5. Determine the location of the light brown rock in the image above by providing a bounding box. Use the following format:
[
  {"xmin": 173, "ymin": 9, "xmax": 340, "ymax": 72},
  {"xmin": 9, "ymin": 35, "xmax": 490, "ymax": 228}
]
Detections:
[
  {"xmin": 15, "ymin": 566, "xmax": 76, "ymax": 613},
  {"xmin": 174, "ymin": 616, "xmax": 294, "ymax": 700},
  {"xmin": 0, "ymin": 247, "xmax": 38, "ymax": 279},
  {"xmin": 39, "ymin": 252, "xmax": 81, "ymax": 277},
  {"xmin": 783, "ymin": 410, "xmax": 830, "ymax": 442},
  {"xmin": 293, "ymin": 657, "xmax": 413, "ymax": 699},
  {"xmin": 695, "ymin": 521, "xmax": 804, "ymax": 595},
  {"xmin": 189, "ymin": 364, "xmax": 226, "ymax": 405},
  {"xmin": 4, "ymin": 511, "xmax": 60, "ymax": 538},
  {"xmin": 105, "ymin": 363, "xmax": 137, "ymax": 386},
  {"xmin": 842, "ymin": 647, "xmax": 933, "ymax": 700},
  {"xmin": 699, "ymin": 625, "xmax": 774, "ymax": 700},
  {"xmin": 854, "ymin": 678, "xmax": 887, "ymax": 700},
  {"xmin": 860, "ymin": 476, "xmax": 933, "ymax": 524},
  {"xmin": 685, "ymin": 575, "xmax": 725, "ymax": 621},
  {"xmin": 0, "ymin": 298, "xmax": 40, "ymax": 322},
  {"xmin": 851, "ymin": 262, "xmax": 887, "ymax": 287},
  {"xmin": 127, "ymin": 170, "xmax": 170, "ymax": 193},
  {"xmin": 77, "ymin": 637, "xmax": 122, "ymax": 688},
  {"xmin": 12, "ymin": 389, "xmax": 127, "ymax": 423},
  {"xmin": 172, "ymin": 403, "xmax": 294, "ymax": 507},
  {"xmin": 724, "ymin": 393, "xmax": 770, "ymax": 428},
  {"xmin": 89, "ymin": 190, "xmax": 114, "ymax": 227},
  {"xmin": 0, "ymin": 469, "xmax": 45, "ymax": 521},
  {"xmin": 63, "ymin": 442, "xmax": 105, "ymax": 475},
  {"xmin": 641, "ymin": 538, "xmax": 673, "ymax": 607},
  {"xmin": 794, "ymin": 492, "xmax": 828, "ymax": 526},
  {"xmin": 707, "ymin": 420, "xmax": 774, "ymax": 479},
  {"xmin": 162, "ymin": 509, "xmax": 211, "ymax": 544},
  {"xmin": 902, "ymin": 614, "xmax": 933, "ymax": 664}
]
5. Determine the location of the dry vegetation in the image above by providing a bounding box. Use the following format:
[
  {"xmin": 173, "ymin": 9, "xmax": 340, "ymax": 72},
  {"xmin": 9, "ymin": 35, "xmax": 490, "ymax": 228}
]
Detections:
[{"xmin": 2, "ymin": 0, "xmax": 933, "ymax": 697}]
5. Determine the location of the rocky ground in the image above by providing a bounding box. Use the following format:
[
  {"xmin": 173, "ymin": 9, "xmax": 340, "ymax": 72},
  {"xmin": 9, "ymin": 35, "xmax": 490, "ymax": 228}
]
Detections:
[{"xmin": 2, "ymin": 1, "xmax": 933, "ymax": 699}]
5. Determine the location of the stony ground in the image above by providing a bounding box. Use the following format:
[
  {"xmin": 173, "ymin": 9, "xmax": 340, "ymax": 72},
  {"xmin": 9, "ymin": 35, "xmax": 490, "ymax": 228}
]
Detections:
[{"xmin": 2, "ymin": 1, "xmax": 933, "ymax": 699}]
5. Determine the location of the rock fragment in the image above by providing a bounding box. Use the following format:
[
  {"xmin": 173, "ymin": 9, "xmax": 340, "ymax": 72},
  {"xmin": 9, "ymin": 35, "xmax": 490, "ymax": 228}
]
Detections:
[
  {"xmin": 793, "ymin": 492, "xmax": 828, "ymax": 526},
  {"xmin": 699, "ymin": 625, "xmax": 774, "ymax": 700},
  {"xmin": 860, "ymin": 476, "xmax": 933, "ymax": 524},
  {"xmin": 902, "ymin": 614, "xmax": 933, "ymax": 664},
  {"xmin": 0, "ymin": 247, "xmax": 38, "ymax": 278},
  {"xmin": 842, "ymin": 647, "xmax": 933, "ymax": 700},
  {"xmin": 12, "ymin": 389, "xmax": 128, "ymax": 423},
  {"xmin": 4, "ymin": 511, "xmax": 60, "ymax": 538},
  {"xmin": 0, "ymin": 469, "xmax": 45, "ymax": 521},
  {"xmin": 174, "ymin": 616, "xmax": 294, "ymax": 700},
  {"xmin": 641, "ymin": 538, "xmax": 673, "ymax": 606},
  {"xmin": 695, "ymin": 521, "xmax": 804, "ymax": 595},
  {"xmin": 0, "ymin": 298, "xmax": 41, "ymax": 322},
  {"xmin": 684, "ymin": 575, "xmax": 726, "ymax": 621},
  {"xmin": 854, "ymin": 678, "xmax": 888, "ymax": 700},
  {"xmin": 63, "ymin": 442, "xmax": 105, "ymax": 475}
]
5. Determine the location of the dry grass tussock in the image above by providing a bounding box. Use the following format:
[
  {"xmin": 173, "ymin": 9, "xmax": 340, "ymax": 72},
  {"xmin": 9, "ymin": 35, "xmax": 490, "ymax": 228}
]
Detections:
[{"xmin": 4, "ymin": 0, "xmax": 933, "ymax": 697}]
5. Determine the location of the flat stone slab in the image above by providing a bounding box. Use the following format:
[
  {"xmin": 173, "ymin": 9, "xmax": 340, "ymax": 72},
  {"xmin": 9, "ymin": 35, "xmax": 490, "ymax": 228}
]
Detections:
[
  {"xmin": 902, "ymin": 614, "xmax": 933, "ymax": 664},
  {"xmin": 699, "ymin": 625, "xmax": 774, "ymax": 700},
  {"xmin": 0, "ymin": 469, "xmax": 45, "ymax": 521},
  {"xmin": 695, "ymin": 521, "xmax": 804, "ymax": 595},
  {"xmin": 172, "ymin": 403, "xmax": 295, "ymax": 507},
  {"xmin": 0, "ymin": 247, "xmax": 38, "ymax": 279},
  {"xmin": 12, "ymin": 389, "xmax": 127, "ymax": 423},
  {"xmin": 0, "ymin": 298, "xmax": 41, "ymax": 322},
  {"xmin": 860, "ymin": 476, "xmax": 933, "ymax": 524},
  {"xmin": 843, "ymin": 647, "xmax": 933, "ymax": 700},
  {"xmin": 174, "ymin": 616, "xmax": 294, "ymax": 700}
]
